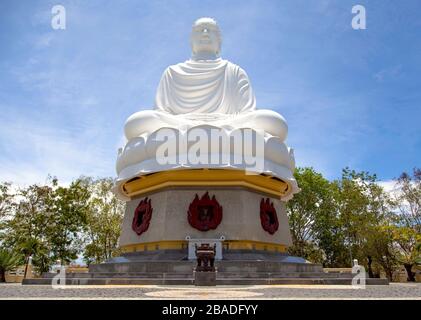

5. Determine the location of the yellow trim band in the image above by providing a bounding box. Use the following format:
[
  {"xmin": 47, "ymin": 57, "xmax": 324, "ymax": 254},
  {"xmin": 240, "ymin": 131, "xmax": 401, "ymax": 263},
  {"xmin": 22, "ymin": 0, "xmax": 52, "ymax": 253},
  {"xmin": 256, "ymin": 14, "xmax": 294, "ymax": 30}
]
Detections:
[
  {"xmin": 121, "ymin": 240, "xmax": 288, "ymax": 253},
  {"xmin": 122, "ymin": 169, "xmax": 289, "ymax": 199}
]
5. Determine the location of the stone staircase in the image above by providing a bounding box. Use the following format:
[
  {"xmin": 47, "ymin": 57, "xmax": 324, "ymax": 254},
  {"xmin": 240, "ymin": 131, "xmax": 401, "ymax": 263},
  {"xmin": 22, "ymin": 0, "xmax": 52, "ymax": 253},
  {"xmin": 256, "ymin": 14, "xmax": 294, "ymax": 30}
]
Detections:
[{"xmin": 22, "ymin": 259, "xmax": 389, "ymax": 285}]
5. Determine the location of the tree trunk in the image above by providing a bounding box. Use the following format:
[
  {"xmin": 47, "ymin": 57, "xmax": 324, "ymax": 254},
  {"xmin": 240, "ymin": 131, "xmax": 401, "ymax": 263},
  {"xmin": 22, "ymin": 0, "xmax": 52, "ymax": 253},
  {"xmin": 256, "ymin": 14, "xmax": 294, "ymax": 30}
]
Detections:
[
  {"xmin": 23, "ymin": 255, "xmax": 30, "ymax": 279},
  {"xmin": 386, "ymin": 269, "xmax": 394, "ymax": 281},
  {"xmin": 403, "ymin": 263, "xmax": 415, "ymax": 282},
  {"xmin": 381, "ymin": 263, "xmax": 394, "ymax": 281},
  {"xmin": 0, "ymin": 270, "xmax": 5, "ymax": 283},
  {"xmin": 367, "ymin": 256, "xmax": 374, "ymax": 278}
]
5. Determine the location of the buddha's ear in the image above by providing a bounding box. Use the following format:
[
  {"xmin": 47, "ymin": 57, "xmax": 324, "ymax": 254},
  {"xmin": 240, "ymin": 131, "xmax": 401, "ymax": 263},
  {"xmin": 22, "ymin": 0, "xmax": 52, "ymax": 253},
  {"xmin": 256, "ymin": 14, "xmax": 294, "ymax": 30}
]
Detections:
[
  {"xmin": 216, "ymin": 42, "xmax": 222, "ymax": 56},
  {"xmin": 190, "ymin": 38, "xmax": 196, "ymax": 55}
]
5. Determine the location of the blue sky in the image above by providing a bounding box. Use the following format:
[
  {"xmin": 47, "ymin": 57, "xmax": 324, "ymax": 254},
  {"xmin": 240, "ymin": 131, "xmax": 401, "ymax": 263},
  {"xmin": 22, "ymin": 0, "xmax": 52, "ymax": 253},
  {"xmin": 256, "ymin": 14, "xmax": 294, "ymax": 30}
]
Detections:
[{"xmin": 0, "ymin": 0, "xmax": 420, "ymax": 186}]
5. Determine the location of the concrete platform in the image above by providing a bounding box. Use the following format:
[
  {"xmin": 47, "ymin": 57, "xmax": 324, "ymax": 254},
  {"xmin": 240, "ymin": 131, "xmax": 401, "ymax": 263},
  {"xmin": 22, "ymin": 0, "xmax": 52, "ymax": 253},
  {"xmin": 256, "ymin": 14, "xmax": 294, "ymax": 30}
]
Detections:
[
  {"xmin": 22, "ymin": 254, "xmax": 389, "ymax": 286},
  {"xmin": 22, "ymin": 277, "xmax": 388, "ymax": 286}
]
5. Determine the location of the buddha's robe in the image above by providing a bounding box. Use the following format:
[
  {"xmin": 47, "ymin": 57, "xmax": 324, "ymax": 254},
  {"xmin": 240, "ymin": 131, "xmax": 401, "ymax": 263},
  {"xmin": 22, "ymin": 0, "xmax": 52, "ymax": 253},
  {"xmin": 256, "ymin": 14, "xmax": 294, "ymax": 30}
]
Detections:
[
  {"xmin": 154, "ymin": 59, "xmax": 256, "ymax": 115},
  {"xmin": 125, "ymin": 58, "xmax": 288, "ymax": 141}
]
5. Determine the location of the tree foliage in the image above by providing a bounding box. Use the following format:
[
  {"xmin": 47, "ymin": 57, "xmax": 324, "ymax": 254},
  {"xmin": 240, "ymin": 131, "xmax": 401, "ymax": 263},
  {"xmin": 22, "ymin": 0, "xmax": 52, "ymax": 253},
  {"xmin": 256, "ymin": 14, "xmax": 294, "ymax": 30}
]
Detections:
[
  {"xmin": 0, "ymin": 248, "xmax": 21, "ymax": 282},
  {"xmin": 0, "ymin": 182, "xmax": 13, "ymax": 220},
  {"xmin": 0, "ymin": 177, "xmax": 90, "ymax": 272},
  {"xmin": 394, "ymin": 168, "xmax": 421, "ymax": 232},
  {"xmin": 287, "ymin": 167, "xmax": 420, "ymax": 281},
  {"xmin": 286, "ymin": 167, "xmax": 344, "ymax": 265},
  {"xmin": 82, "ymin": 177, "xmax": 125, "ymax": 265}
]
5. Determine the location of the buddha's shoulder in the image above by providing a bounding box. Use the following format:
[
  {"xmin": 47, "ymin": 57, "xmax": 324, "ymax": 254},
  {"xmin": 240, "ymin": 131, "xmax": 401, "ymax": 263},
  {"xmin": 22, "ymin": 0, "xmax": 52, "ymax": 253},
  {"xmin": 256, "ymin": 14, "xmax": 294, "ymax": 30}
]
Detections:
[
  {"xmin": 227, "ymin": 60, "xmax": 247, "ymax": 72},
  {"xmin": 163, "ymin": 59, "xmax": 246, "ymax": 75},
  {"xmin": 223, "ymin": 60, "xmax": 249, "ymax": 77}
]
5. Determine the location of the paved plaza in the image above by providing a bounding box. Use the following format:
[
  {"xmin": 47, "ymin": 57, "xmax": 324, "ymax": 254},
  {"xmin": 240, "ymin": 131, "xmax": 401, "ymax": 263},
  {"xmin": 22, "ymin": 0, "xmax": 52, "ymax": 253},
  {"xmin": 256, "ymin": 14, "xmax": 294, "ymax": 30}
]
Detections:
[{"xmin": 0, "ymin": 283, "xmax": 420, "ymax": 299}]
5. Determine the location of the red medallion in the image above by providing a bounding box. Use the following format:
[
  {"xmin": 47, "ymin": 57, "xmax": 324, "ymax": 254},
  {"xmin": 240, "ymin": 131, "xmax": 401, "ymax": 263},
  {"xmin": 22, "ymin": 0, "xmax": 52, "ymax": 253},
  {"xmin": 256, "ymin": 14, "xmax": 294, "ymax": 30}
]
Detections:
[
  {"xmin": 188, "ymin": 192, "xmax": 223, "ymax": 231},
  {"xmin": 132, "ymin": 197, "xmax": 153, "ymax": 236},
  {"xmin": 260, "ymin": 198, "xmax": 279, "ymax": 235}
]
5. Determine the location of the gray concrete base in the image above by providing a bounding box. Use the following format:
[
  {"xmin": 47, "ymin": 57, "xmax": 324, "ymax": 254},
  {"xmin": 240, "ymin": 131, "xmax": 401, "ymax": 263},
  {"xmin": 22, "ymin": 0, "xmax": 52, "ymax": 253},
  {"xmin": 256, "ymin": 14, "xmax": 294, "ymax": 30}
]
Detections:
[{"xmin": 119, "ymin": 188, "xmax": 293, "ymax": 248}]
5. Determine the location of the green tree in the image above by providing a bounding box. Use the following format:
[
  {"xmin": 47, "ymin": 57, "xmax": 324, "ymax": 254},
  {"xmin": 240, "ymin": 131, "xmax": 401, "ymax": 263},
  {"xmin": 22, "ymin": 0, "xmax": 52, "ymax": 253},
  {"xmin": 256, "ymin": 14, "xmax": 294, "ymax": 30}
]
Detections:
[
  {"xmin": 1, "ymin": 177, "xmax": 90, "ymax": 273},
  {"xmin": 390, "ymin": 225, "xmax": 421, "ymax": 281},
  {"xmin": 82, "ymin": 178, "xmax": 125, "ymax": 264},
  {"xmin": 394, "ymin": 168, "xmax": 421, "ymax": 231},
  {"xmin": 364, "ymin": 181, "xmax": 394, "ymax": 277},
  {"xmin": 287, "ymin": 167, "xmax": 346, "ymax": 265},
  {"xmin": 0, "ymin": 182, "xmax": 14, "ymax": 244},
  {"xmin": 389, "ymin": 168, "xmax": 421, "ymax": 280},
  {"xmin": 369, "ymin": 225, "xmax": 400, "ymax": 281},
  {"xmin": 289, "ymin": 166, "xmax": 398, "ymax": 278},
  {"xmin": 19, "ymin": 238, "xmax": 43, "ymax": 278},
  {"xmin": 47, "ymin": 178, "xmax": 90, "ymax": 265},
  {"xmin": 333, "ymin": 168, "xmax": 373, "ymax": 266},
  {"xmin": 0, "ymin": 248, "xmax": 21, "ymax": 282},
  {"xmin": 0, "ymin": 182, "xmax": 13, "ymax": 220},
  {"xmin": 30, "ymin": 244, "xmax": 54, "ymax": 274},
  {"xmin": 332, "ymin": 168, "xmax": 395, "ymax": 276},
  {"xmin": 1, "ymin": 183, "xmax": 54, "ymax": 261}
]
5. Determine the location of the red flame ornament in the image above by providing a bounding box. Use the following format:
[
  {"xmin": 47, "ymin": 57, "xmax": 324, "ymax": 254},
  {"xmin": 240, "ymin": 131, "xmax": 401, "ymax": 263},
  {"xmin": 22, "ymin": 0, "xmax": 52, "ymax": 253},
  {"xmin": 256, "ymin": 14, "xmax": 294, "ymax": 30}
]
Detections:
[
  {"xmin": 132, "ymin": 197, "xmax": 153, "ymax": 236},
  {"xmin": 188, "ymin": 192, "xmax": 223, "ymax": 231},
  {"xmin": 260, "ymin": 198, "xmax": 279, "ymax": 235}
]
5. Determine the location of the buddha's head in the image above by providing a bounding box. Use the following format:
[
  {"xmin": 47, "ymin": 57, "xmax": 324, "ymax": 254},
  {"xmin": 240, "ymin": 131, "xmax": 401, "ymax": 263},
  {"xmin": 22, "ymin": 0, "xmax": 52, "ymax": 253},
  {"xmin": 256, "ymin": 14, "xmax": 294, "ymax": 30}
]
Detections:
[{"xmin": 191, "ymin": 17, "xmax": 222, "ymax": 60}]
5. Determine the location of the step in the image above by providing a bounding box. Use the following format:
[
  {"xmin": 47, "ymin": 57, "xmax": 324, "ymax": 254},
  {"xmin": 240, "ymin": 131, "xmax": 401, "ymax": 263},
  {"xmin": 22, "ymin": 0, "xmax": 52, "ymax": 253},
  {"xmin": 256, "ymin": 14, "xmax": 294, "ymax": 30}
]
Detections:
[
  {"xmin": 23, "ymin": 276, "xmax": 388, "ymax": 286},
  {"xmin": 43, "ymin": 271, "xmax": 353, "ymax": 280},
  {"xmin": 23, "ymin": 277, "xmax": 195, "ymax": 285},
  {"xmin": 215, "ymin": 272, "xmax": 354, "ymax": 279},
  {"xmin": 214, "ymin": 278, "xmax": 388, "ymax": 285},
  {"xmin": 88, "ymin": 261, "xmax": 324, "ymax": 274}
]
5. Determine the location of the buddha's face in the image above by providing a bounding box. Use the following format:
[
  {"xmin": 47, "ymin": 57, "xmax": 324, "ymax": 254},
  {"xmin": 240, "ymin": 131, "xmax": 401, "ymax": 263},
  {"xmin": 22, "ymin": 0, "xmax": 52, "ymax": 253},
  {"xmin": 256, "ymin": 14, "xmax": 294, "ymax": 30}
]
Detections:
[{"xmin": 191, "ymin": 19, "xmax": 221, "ymax": 58}]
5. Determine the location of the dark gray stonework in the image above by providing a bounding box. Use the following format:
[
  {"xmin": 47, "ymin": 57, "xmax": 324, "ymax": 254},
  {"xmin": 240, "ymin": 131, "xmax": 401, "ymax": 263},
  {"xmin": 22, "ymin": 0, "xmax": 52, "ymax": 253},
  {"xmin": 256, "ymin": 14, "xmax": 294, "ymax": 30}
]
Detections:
[
  {"xmin": 22, "ymin": 248, "xmax": 389, "ymax": 286},
  {"xmin": 194, "ymin": 271, "xmax": 217, "ymax": 286}
]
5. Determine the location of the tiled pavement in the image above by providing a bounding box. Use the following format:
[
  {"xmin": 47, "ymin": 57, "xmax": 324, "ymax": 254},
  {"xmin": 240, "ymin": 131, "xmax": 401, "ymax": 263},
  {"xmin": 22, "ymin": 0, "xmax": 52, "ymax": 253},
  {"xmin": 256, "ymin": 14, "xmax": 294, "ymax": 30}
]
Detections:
[{"xmin": 0, "ymin": 283, "xmax": 420, "ymax": 299}]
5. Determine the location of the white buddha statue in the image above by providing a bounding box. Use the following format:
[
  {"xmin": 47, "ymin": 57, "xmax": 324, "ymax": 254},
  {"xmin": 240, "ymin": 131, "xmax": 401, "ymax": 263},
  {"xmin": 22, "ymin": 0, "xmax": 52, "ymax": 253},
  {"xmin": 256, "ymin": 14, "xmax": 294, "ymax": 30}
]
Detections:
[
  {"xmin": 124, "ymin": 17, "xmax": 288, "ymax": 142},
  {"xmin": 115, "ymin": 17, "xmax": 299, "ymax": 201}
]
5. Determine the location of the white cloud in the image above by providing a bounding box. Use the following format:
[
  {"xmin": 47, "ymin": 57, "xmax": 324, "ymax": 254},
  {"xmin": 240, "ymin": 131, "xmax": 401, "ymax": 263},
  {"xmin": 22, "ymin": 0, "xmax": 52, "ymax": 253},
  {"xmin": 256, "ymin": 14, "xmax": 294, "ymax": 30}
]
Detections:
[
  {"xmin": 377, "ymin": 180, "xmax": 398, "ymax": 192},
  {"xmin": 0, "ymin": 109, "xmax": 114, "ymax": 186}
]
